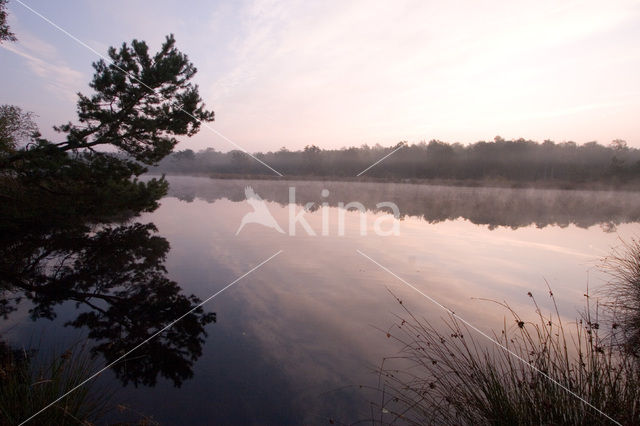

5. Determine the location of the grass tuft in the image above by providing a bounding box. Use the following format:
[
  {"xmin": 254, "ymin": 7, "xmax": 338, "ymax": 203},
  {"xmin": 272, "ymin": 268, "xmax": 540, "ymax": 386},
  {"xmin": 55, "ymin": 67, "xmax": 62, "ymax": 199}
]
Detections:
[
  {"xmin": 0, "ymin": 341, "xmax": 112, "ymax": 425},
  {"xmin": 374, "ymin": 285, "xmax": 640, "ymax": 425},
  {"xmin": 601, "ymin": 237, "xmax": 640, "ymax": 354}
]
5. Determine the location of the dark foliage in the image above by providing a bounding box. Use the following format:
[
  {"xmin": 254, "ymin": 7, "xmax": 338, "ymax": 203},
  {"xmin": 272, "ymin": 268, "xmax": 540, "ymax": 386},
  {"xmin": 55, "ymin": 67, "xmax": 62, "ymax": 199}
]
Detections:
[
  {"xmin": 0, "ymin": 0, "xmax": 16, "ymax": 43},
  {"xmin": 0, "ymin": 34, "xmax": 215, "ymax": 391},
  {"xmin": 52, "ymin": 34, "xmax": 213, "ymax": 165},
  {"xmin": 0, "ymin": 105, "xmax": 37, "ymax": 153}
]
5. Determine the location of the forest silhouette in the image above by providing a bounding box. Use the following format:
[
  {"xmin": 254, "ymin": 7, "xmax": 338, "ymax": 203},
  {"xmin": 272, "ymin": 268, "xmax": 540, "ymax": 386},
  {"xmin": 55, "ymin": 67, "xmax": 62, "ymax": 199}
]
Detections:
[{"xmin": 154, "ymin": 137, "xmax": 640, "ymax": 186}]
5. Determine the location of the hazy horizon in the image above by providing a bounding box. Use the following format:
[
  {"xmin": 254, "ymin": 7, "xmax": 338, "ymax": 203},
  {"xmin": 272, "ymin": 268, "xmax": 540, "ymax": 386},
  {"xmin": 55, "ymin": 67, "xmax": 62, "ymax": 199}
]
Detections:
[
  {"xmin": 4, "ymin": 3, "xmax": 640, "ymax": 422},
  {"xmin": 1, "ymin": 0, "xmax": 639, "ymax": 153}
]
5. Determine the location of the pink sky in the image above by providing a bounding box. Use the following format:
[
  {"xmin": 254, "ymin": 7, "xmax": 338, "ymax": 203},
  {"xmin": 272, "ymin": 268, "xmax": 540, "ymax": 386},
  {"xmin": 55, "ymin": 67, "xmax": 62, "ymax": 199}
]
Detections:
[{"xmin": 2, "ymin": 0, "xmax": 640, "ymax": 151}]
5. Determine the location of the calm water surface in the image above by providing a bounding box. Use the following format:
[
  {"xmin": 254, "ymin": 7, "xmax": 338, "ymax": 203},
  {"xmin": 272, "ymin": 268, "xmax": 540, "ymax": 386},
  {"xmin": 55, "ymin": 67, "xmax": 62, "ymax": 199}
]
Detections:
[{"xmin": 4, "ymin": 176, "xmax": 640, "ymax": 424}]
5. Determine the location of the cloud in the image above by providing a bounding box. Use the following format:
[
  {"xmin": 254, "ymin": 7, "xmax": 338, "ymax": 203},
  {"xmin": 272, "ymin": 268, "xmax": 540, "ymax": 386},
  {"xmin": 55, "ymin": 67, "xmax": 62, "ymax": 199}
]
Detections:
[
  {"xmin": 202, "ymin": 0, "xmax": 640, "ymax": 150},
  {"xmin": 1, "ymin": 31, "xmax": 84, "ymax": 102},
  {"xmin": 2, "ymin": 0, "xmax": 638, "ymax": 150}
]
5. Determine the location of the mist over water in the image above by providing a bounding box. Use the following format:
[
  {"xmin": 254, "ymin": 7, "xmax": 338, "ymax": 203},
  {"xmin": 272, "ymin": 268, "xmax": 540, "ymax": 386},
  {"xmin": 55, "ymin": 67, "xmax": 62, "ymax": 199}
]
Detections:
[
  {"xmin": 4, "ymin": 176, "xmax": 640, "ymax": 424},
  {"xmin": 164, "ymin": 176, "xmax": 640, "ymax": 231}
]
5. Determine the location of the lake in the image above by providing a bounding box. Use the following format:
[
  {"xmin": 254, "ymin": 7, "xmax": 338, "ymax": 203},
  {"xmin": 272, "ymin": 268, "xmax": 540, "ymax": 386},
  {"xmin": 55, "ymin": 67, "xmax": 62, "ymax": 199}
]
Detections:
[{"xmin": 3, "ymin": 175, "xmax": 640, "ymax": 425}]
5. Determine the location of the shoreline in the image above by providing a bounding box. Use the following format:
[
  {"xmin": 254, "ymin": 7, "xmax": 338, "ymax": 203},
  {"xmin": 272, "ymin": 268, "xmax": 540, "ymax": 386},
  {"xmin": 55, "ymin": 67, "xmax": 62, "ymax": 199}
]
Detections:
[{"xmin": 147, "ymin": 171, "xmax": 640, "ymax": 192}]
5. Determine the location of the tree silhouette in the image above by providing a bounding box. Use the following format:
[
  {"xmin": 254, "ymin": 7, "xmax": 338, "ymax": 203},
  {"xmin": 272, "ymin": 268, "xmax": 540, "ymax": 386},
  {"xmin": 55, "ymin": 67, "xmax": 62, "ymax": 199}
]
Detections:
[
  {"xmin": 50, "ymin": 34, "xmax": 213, "ymax": 165},
  {"xmin": 0, "ymin": 0, "xmax": 16, "ymax": 43},
  {"xmin": 0, "ymin": 105, "xmax": 38, "ymax": 153},
  {"xmin": 1, "ymin": 34, "xmax": 214, "ymax": 236},
  {"xmin": 154, "ymin": 138, "xmax": 640, "ymax": 185}
]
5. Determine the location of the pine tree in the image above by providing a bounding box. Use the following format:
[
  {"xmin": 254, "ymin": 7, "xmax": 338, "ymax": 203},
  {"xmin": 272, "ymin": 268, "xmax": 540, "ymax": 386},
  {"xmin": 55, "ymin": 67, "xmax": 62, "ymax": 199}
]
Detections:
[
  {"xmin": 1, "ymin": 35, "xmax": 214, "ymax": 230},
  {"xmin": 54, "ymin": 34, "xmax": 214, "ymax": 164},
  {"xmin": 0, "ymin": 0, "xmax": 16, "ymax": 43}
]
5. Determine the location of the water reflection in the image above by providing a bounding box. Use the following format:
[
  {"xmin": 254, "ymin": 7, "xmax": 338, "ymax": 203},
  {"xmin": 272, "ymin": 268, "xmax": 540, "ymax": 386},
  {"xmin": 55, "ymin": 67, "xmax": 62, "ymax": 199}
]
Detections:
[
  {"xmin": 0, "ymin": 220, "xmax": 215, "ymax": 388},
  {"xmin": 163, "ymin": 176, "xmax": 640, "ymax": 231},
  {"xmin": 4, "ymin": 176, "xmax": 640, "ymax": 424}
]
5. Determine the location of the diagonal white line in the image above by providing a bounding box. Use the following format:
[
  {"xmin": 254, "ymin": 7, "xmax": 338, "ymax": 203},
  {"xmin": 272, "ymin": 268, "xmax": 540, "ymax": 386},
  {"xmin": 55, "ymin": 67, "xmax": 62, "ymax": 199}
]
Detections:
[
  {"xmin": 356, "ymin": 143, "xmax": 406, "ymax": 177},
  {"xmin": 14, "ymin": 0, "xmax": 284, "ymax": 177},
  {"xmin": 356, "ymin": 249, "xmax": 622, "ymax": 426},
  {"xmin": 19, "ymin": 250, "xmax": 283, "ymax": 425}
]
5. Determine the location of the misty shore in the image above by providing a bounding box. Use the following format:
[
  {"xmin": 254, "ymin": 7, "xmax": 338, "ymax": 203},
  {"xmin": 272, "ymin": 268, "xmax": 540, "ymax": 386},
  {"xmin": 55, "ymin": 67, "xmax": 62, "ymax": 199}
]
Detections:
[{"xmin": 148, "ymin": 171, "xmax": 640, "ymax": 191}]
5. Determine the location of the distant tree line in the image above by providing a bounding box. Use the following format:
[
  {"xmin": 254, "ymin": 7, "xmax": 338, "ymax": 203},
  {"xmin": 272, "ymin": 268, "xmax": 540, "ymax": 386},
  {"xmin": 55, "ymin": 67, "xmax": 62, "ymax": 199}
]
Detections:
[{"xmin": 152, "ymin": 137, "xmax": 640, "ymax": 184}]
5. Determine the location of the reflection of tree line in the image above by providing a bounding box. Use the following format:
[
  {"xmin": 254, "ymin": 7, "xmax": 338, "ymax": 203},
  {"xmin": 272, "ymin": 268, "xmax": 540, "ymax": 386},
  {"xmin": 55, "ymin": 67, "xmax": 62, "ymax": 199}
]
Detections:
[{"xmin": 165, "ymin": 177, "xmax": 640, "ymax": 231}]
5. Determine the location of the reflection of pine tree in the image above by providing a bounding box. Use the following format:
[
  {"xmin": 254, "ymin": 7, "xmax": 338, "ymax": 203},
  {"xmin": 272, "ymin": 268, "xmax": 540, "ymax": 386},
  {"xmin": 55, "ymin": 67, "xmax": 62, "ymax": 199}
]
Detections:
[{"xmin": 0, "ymin": 34, "xmax": 215, "ymax": 387}]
